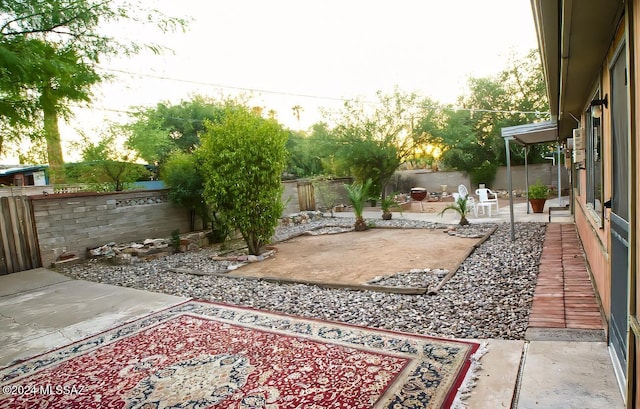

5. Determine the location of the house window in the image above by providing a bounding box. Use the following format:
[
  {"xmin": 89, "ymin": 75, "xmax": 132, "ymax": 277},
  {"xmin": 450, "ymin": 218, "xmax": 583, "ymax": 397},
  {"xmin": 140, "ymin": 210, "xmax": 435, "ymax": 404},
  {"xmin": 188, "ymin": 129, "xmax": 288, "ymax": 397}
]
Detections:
[
  {"xmin": 585, "ymin": 105, "xmax": 603, "ymax": 224},
  {"xmin": 610, "ymin": 50, "xmax": 629, "ymax": 221}
]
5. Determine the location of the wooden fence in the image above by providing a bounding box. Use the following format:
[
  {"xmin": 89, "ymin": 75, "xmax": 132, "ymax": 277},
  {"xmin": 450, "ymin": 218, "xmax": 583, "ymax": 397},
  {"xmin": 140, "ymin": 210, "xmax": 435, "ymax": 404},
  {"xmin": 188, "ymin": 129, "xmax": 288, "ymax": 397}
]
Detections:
[
  {"xmin": 296, "ymin": 180, "xmax": 316, "ymax": 211},
  {"xmin": 0, "ymin": 196, "xmax": 41, "ymax": 275}
]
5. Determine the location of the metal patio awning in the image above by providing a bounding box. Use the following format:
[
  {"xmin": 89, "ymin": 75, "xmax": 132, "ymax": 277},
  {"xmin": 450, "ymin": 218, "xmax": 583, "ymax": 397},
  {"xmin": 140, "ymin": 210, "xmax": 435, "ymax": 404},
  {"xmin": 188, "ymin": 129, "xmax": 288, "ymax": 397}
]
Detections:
[
  {"xmin": 501, "ymin": 121, "xmax": 558, "ymax": 145},
  {"xmin": 502, "ymin": 120, "xmax": 560, "ymax": 241}
]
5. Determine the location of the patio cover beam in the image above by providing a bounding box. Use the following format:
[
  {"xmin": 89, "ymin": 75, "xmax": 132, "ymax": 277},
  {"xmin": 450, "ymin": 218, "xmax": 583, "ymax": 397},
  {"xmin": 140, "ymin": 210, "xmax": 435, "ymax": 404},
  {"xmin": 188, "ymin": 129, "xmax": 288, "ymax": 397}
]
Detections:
[{"xmin": 501, "ymin": 121, "xmax": 558, "ymax": 241}]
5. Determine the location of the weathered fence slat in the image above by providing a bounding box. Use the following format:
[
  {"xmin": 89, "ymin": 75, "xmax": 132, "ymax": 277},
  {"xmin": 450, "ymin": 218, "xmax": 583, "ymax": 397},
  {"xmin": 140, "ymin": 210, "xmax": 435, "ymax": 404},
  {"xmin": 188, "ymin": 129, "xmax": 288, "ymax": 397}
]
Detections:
[
  {"xmin": 7, "ymin": 197, "xmax": 26, "ymax": 272},
  {"xmin": 0, "ymin": 200, "xmax": 9, "ymax": 276},
  {"xmin": 297, "ymin": 181, "xmax": 316, "ymax": 211},
  {"xmin": 15, "ymin": 196, "xmax": 37, "ymax": 268},
  {"xmin": 0, "ymin": 197, "xmax": 16, "ymax": 274},
  {"xmin": 0, "ymin": 196, "xmax": 40, "ymax": 275},
  {"xmin": 19, "ymin": 196, "xmax": 41, "ymax": 267}
]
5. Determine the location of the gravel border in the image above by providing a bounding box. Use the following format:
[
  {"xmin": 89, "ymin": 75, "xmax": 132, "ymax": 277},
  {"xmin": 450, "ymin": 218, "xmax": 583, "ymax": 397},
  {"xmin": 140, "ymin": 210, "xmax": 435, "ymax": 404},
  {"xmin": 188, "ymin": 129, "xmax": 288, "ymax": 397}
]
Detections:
[{"xmin": 60, "ymin": 220, "xmax": 546, "ymax": 340}]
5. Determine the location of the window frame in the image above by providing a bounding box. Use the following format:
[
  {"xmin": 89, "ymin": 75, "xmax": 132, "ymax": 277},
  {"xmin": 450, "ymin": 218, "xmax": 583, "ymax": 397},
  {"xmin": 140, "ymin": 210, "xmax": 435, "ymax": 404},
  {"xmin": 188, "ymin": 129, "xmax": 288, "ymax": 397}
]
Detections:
[{"xmin": 584, "ymin": 92, "xmax": 604, "ymax": 228}]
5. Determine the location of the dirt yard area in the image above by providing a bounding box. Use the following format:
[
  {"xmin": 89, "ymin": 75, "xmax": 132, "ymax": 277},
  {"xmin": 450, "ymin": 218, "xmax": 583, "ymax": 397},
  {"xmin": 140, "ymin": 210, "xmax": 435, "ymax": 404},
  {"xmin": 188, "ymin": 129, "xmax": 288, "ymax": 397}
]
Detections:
[{"xmin": 229, "ymin": 228, "xmax": 485, "ymax": 286}]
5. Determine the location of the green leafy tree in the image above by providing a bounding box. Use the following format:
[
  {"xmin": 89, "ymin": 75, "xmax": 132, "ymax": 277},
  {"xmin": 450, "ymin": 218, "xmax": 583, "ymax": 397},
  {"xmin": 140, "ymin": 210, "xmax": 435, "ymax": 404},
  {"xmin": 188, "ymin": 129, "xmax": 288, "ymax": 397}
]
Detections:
[
  {"xmin": 18, "ymin": 136, "xmax": 48, "ymax": 165},
  {"xmin": 161, "ymin": 150, "xmax": 228, "ymax": 240},
  {"xmin": 65, "ymin": 131, "xmax": 150, "ymax": 191},
  {"xmin": 416, "ymin": 50, "xmax": 550, "ymax": 185},
  {"xmin": 199, "ymin": 102, "xmax": 288, "ymax": 255},
  {"xmin": 0, "ymin": 0, "xmax": 184, "ymax": 176},
  {"xmin": 418, "ymin": 107, "xmax": 494, "ymax": 182},
  {"xmin": 284, "ymin": 122, "xmax": 339, "ymax": 178},
  {"xmin": 161, "ymin": 151, "xmax": 206, "ymax": 231},
  {"xmin": 285, "ymin": 130, "xmax": 323, "ymax": 178},
  {"xmin": 126, "ymin": 96, "xmax": 225, "ymax": 166},
  {"xmin": 291, "ymin": 105, "xmax": 303, "ymax": 130},
  {"xmin": 41, "ymin": 45, "xmax": 101, "ymax": 180},
  {"xmin": 328, "ymin": 89, "xmax": 428, "ymax": 198},
  {"xmin": 308, "ymin": 122, "xmax": 340, "ymax": 175}
]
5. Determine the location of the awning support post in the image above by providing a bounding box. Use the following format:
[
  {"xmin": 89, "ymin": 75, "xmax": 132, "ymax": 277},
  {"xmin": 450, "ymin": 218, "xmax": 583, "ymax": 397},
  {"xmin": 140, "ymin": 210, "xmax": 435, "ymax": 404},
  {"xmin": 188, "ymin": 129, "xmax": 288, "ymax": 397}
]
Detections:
[
  {"xmin": 557, "ymin": 142, "xmax": 562, "ymax": 204},
  {"xmin": 505, "ymin": 136, "xmax": 516, "ymax": 241},
  {"xmin": 524, "ymin": 145, "xmax": 530, "ymax": 214}
]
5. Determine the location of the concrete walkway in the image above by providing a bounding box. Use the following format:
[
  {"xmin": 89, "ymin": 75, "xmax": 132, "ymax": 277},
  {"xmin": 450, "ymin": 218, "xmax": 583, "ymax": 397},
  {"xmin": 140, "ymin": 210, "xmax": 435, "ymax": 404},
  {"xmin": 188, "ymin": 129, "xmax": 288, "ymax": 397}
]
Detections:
[
  {"xmin": 0, "ymin": 268, "xmax": 187, "ymax": 367},
  {"xmin": 0, "ymin": 198, "xmax": 625, "ymax": 408}
]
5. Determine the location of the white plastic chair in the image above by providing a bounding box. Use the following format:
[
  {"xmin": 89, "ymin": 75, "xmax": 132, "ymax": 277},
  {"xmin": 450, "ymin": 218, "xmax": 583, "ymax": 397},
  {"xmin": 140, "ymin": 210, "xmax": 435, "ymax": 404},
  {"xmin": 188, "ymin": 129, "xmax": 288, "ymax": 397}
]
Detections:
[
  {"xmin": 456, "ymin": 185, "xmax": 477, "ymax": 217},
  {"xmin": 475, "ymin": 188, "xmax": 499, "ymax": 216}
]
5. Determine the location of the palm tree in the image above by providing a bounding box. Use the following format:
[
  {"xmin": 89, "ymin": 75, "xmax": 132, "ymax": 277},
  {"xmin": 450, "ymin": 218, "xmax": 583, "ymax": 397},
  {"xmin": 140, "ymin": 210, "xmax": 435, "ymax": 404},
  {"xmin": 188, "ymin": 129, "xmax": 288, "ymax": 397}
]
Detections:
[
  {"xmin": 291, "ymin": 105, "xmax": 303, "ymax": 130},
  {"xmin": 438, "ymin": 196, "xmax": 471, "ymax": 226},
  {"xmin": 344, "ymin": 179, "xmax": 372, "ymax": 231},
  {"xmin": 380, "ymin": 194, "xmax": 398, "ymax": 220}
]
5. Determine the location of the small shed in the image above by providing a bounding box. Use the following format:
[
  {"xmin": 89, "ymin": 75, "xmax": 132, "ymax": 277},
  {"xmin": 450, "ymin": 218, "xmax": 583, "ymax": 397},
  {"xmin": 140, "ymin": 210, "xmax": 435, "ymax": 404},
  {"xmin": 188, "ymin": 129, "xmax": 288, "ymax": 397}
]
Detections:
[{"xmin": 0, "ymin": 165, "xmax": 48, "ymax": 186}]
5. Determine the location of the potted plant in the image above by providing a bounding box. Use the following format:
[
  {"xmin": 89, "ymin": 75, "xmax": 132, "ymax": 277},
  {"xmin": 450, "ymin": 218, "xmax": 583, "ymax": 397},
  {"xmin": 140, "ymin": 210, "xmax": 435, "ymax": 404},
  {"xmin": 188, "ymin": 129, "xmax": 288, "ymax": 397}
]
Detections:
[
  {"xmin": 380, "ymin": 194, "xmax": 398, "ymax": 220},
  {"xmin": 528, "ymin": 181, "xmax": 549, "ymax": 213},
  {"xmin": 438, "ymin": 195, "xmax": 471, "ymax": 226},
  {"xmin": 344, "ymin": 179, "xmax": 372, "ymax": 231}
]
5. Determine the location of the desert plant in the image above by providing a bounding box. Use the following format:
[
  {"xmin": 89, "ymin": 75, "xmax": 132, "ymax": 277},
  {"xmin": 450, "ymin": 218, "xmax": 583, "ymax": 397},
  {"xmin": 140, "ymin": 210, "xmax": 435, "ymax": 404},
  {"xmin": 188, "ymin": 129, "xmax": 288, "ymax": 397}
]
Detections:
[
  {"xmin": 170, "ymin": 230, "xmax": 181, "ymax": 251},
  {"xmin": 313, "ymin": 178, "xmax": 341, "ymax": 217},
  {"xmin": 344, "ymin": 179, "xmax": 373, "ymax": 231},
  {"xmin": 527, "ymin": 181, "xmax": 550, "ymax": 199},
  {"xmin": 380, "ymin": 194, "xmax": 399, "ymax": 220},
  {"xmin": 439, "ymin": 196, "xmax": 471, "ymax": 226}
]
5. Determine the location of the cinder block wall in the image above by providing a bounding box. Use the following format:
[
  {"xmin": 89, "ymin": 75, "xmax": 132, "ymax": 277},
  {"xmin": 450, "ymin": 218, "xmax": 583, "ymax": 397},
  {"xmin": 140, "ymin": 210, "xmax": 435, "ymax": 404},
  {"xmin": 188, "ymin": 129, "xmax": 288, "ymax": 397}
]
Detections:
[
  {"xmin": 281, "ymin": 164, "xmax": 571, "ymax": 214},
  {"xmin": 493, "ymin": 163, "xmax": 569, "ymax": 191},
  {"xmin": 282, "ymin": 178, "xmax": 352, "ymax": 215},
  {"xmin": 396, "ymin": 163, "xmax": 569, "ymax": 192},
  {"xmin": 394, "ymin": 170, "xmax": 469, "ymax": 193},
  {"xmin": 31, "ymin": 190, "xmax": 190, "ymax": 267}
]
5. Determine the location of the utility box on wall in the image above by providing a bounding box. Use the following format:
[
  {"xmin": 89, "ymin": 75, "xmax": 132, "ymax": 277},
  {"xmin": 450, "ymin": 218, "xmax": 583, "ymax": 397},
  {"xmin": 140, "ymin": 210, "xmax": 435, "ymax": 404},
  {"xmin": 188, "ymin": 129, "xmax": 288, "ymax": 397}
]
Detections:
[{"xmin": 573, "ymin": 128, "xmax": 584, "ymax": 149}]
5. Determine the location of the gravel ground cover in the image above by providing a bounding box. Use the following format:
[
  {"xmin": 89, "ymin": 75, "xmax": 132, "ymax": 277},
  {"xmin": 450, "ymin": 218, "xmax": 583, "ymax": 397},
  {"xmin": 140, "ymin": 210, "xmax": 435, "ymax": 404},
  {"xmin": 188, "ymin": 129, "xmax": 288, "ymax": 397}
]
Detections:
[{"xmin": 60, "ymin": 220, "xmax": 546, "ymax": 340}]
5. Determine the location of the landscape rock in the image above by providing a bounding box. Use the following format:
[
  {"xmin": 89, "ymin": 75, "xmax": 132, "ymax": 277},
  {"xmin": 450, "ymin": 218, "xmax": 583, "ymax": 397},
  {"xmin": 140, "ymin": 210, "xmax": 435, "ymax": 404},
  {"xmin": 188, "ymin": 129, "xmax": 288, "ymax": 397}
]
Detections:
[{"xmin": 62, "ymin": 220, "xmax": 545, "ymax": 340}]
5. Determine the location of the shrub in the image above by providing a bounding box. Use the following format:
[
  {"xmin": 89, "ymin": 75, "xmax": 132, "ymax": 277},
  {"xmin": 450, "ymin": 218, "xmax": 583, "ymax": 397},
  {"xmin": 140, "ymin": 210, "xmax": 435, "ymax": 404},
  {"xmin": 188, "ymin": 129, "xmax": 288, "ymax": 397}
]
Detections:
[
  {"xmin": 199, "ymin": 102, "xmax": 289, "ymax": 255},
  {"xmin": 528, "ymin": 181, "xmax": 550, "ymax": 199}
]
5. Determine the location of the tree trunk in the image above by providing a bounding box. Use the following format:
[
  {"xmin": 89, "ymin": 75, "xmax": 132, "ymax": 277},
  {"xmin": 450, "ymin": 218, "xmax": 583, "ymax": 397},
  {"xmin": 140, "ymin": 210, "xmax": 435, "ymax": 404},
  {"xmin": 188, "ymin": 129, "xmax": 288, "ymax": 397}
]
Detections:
[
  {"xmin": 189, "ymin": 209, "xmax": 196, "ymax": 231},
  {"xmin": 243, "ymin": 231, "xmax": 261, "ymax": 255},
  {"xmin": 41, "ymin": 86, "xmax": 65, "ymax": 184},
  {"xmin": 354, "ymin": 217, "xmax": 368, "ymax": 231}
]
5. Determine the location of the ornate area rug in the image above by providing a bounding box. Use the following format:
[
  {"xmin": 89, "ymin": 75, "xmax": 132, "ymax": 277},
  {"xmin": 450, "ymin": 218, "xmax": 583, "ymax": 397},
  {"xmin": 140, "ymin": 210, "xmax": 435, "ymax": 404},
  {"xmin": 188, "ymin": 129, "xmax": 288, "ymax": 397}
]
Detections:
[{"xmin": 0, "ymin": 300, "xmax": 482, "ymax": 408}]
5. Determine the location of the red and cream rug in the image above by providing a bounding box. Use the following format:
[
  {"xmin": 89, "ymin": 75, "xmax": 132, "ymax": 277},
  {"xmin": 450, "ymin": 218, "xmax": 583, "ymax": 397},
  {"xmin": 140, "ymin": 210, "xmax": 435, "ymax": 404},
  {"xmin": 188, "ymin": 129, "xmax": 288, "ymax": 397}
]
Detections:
[{"xmin": 0, "ymin": 300, "xmax": 482, "ymax": 408}]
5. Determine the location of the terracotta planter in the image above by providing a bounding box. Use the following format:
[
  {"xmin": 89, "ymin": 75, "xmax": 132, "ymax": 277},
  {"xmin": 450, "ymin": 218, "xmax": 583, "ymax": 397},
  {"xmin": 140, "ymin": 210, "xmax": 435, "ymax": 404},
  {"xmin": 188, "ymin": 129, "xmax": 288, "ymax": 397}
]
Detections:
[{"xmin": 529, "ymin": 198, "xmax": 547, "ymax": 213}]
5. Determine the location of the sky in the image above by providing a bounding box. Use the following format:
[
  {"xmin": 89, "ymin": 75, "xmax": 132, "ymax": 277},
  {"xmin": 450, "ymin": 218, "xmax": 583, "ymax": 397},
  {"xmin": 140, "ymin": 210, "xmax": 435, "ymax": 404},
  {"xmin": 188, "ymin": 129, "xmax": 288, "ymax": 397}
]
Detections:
[{"xmin": 5, "ymin": 0, "xmax": 540, "ymax": 163}]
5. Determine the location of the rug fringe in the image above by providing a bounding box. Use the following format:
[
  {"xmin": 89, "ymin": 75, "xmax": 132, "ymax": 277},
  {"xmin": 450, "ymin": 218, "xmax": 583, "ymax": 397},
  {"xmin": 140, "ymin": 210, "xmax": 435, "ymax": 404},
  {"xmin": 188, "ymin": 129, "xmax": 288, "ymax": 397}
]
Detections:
[{"xmin": 451, "ymin": 341, "xmax": 489, "ymax": 409}]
